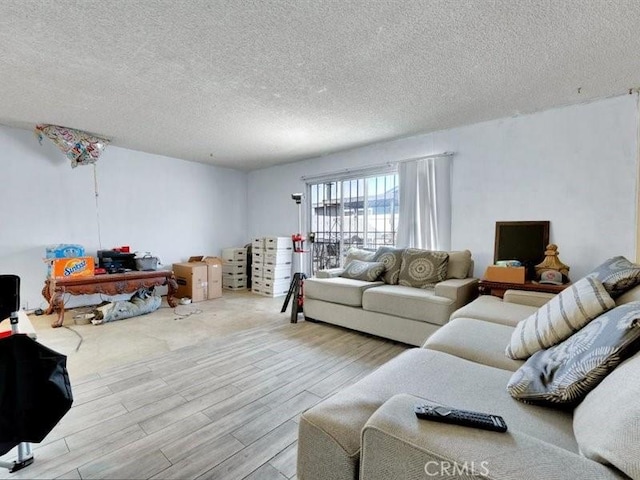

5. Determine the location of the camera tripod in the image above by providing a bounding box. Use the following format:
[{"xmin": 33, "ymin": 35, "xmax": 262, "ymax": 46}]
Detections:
[{"xmin": 281, "ymin": 194, "xmax": 307, "ymax": 323}]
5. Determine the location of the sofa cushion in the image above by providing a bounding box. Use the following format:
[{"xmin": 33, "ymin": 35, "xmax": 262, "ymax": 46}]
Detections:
[
  {"xmin": 372, "ymin": 247, "xmax": 404, "ymax": 284},
  {"xmin": 423, "ymin": 317, "xmax": 523, "ymax": 371},
  {"xmin": 344, "ymin": 247, "xmax": 376, "ymax": 267},
  {"xmin": 340, "ymin": 260, "xmax": 385, "ymax": 282},
  {"xmin": 362, "ymin": 285, "xmax": 453, "ymax": 326},
  {"xmin": 299, "ymin": 349, "xmax": 578, "ymax": 474},
  {"xmin": 398, "ymin": 249, "xmax": 449, "ymax": 288},
  {"xmin": 506, "ymin": 276, "xmax": 615, "ymax": 359},
  {"xmin": 587, "ymin": 255, "xmax": 640, "ymax": 298},
  {"xmin": 507, "ymin": 302, "xmax": 640, "ymax": 405},
  {"xmin": 304, "ymin": 277, "xmax": 383, "ymax": 307},
  {"xmin": 361, "ymin": 394, "xmax": 623, "ymax": 480},
  {"xmin": 574, "ymin": 349, "xmax": 640, "ymax": 479},
  {"xmin": 450, "ymin": 295, "xmax": 537, "ymax": 327},
  {"xmin": 446, "ymin": 249, "xmax": 472, "ymax": 279}
]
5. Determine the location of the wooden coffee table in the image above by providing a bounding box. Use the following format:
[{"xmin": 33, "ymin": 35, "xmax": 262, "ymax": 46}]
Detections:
[{"xmin": 43, "ymin": 270, "xmax": 178, "ymax": 327}]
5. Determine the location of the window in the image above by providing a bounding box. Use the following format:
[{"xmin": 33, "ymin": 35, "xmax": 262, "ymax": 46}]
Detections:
[{"xmin": 307, "ymin": 172, "xmax": 399, "ymax": 273}]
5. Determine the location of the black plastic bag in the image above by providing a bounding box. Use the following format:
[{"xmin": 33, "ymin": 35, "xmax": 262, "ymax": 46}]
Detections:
[{"xmin": 0, "ymin": 334, "xmax": 73, "ymax": 455}]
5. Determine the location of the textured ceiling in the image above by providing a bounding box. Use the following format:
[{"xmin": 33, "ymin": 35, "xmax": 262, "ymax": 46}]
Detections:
[{"xmin": 1, "ymin": 1, "xmax": 639, "ymax": 170}]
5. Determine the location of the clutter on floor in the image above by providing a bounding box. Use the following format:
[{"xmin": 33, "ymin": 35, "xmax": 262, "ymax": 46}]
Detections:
[{"xmin": 89, "ymin": 288, "xmax": 162, "ymax": 325}]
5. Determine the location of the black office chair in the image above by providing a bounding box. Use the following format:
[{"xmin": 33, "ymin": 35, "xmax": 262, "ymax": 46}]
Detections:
[
  {"xmin": 0, "ymin": 274, "xmax": 35, "ymax": 472},
  {"xmin": 0, "ymin": 274, "xmax": 20, "ymax": 326},
  {"xmin": 0, "ymin": 274, "xmax": 74, "ymax": 472}
]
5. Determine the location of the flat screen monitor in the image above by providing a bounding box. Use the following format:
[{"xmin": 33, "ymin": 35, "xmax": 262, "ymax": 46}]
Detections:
[{"xmin": 494, "ymin": 221, "xmax": 550, "ymax": 279}]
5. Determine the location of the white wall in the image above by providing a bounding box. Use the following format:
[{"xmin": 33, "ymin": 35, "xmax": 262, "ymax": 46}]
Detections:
[
  {"xmin": 0, "ymin": 125, "xmax": 248, "ymax": 309},
  {"xmin": 248, "ymin": 95, "xmax": 638, "ymax": 281}
]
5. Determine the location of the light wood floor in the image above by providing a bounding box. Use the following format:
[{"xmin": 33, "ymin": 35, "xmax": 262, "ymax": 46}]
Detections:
[{"xmin": 1, "ymin": 297, "xmax": 408, "ymax": 479}]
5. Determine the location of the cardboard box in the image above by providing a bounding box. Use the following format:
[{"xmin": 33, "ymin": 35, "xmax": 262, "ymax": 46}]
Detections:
[
  {"xmin": 256, "ymin": 278, "xmax": 290, "ymax": 297},
  {"xmin": 252, "ymin": 250, "xmax": 265, "ymax": 264},
  {"xmin": 263, "ymin": 250, "xmax": 292, "ymax": 266},
  {"xmin": 222, "ymin": 263, "xmax": 245, "ymax": 274},
  {"xmin": 252, "ymin": 264, "xmax": 264, "ymax": 279},
  {"xmin": 174, "ymin": 256, "xmax": 223, "ymax": 301},
  {"xmin": 173, "ymin": 262, "xmax": 208, "ymax": 302},
  {"xmin": 49, "ymin": 256, "xmax": 95, "ymax": 279},
  {"xmin": 223, "ymin": 275, "xmax": 246, "ymax": 289},
  {"xmin": 483, "ymin": 266, "xmax": 526, "ymax": 284},
  {"xmin": 252, "ymin": 278, "xmax": 264, "ymax": 295},
  {"xmin": 263, "ymin": 264, "xmax": 292, "ymax": 281},
  {"xmin": 222, "ymin": 248, "xmax": 247, "ymax": 263},
  {"xmin": 45, "ymin": 244, "xmax": 85, "ymax": 259},
  {"xmin": 195, "ymin": 256, "xmax": 223, "ymax": 299},
  {"xmin": 252, "ymin": 237, "xmax": 264, "ymax": 250},
  {"xmin": 264, "ymin": 236, "xmax": 293, "ymax": 251}
]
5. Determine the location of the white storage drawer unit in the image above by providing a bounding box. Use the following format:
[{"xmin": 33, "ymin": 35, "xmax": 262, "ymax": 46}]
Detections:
[
  {"xmin": 264, "ymin": 236, "xmax": 293, "ymax": 251},
  {"xmin": 263, "ymin": 250, "xmax": 292, "ymax": 266},
  {"xmin": 222, "ymin": 247, "xmax": 247, "ymax": 263},
  {"xmin": 255, "ymin": 278, "xmax": 290, "ymax": 297},
  {"xmin": 223, "ymin": 275, "xmax": 247, "ymax": 290},
  {"xmin": 263, "ymin": 264, "xmax": 291, "ymax": 281},
  {"xmin": 222, "ymin": 263, "xmax": 246, "ymax": 275},
  {"xmin": 252, "ymin": 249, "xmax": 265, "ymax": 264}
]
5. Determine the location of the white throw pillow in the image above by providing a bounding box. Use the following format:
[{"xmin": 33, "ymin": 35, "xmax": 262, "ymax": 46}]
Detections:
[{"xmin": 505, "ymin": 276, "xmax": 615, "ymax": 359}]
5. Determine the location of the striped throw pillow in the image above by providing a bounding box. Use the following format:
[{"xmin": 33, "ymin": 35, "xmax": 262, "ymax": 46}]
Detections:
[
  {"xmin": 507, "ymin": 302, "xmax": 640, "ymax": 405},
  {"xmin": 506, "ymin": 276, "xmax": 615, "ymax": 359}
]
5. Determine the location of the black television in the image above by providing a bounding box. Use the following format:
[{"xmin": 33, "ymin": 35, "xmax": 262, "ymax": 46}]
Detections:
[{"xmin": 494, "ymin": 221, "xmax": 550, "ymax": 280}]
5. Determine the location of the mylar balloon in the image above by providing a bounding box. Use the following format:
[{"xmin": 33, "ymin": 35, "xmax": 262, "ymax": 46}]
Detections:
[{"xmin": 35, "ymin": 124, "xmax": 109, "ymax": 168}]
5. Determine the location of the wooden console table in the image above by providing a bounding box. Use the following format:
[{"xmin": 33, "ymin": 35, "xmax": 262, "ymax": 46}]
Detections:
[
  {"xmin": 478, "ymin": 279, "xmax": 569, "ymax": 298},
  {"xmin": 43, "ymin": 270, "xmax": 178, "ymax": 328}
]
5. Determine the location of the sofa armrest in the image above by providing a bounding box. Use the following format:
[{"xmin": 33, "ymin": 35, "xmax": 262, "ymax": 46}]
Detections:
[
  {"xmin": 434, "ymin": 278, "xmax": 479, "ymax": 306},
  {"xmin": 361, "ymin": 394, "xmax": 625, "ymax": 480},
  {"xmin": 315, "ymin": 268, "xmax": 345, "ymax": 279},
  {"xmin": 503, "ymin": 290, "xmax": 555, "ymax": 308}
]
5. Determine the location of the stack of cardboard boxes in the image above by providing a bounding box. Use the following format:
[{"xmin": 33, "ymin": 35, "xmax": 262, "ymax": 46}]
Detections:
[
  {"xmin": 251, "ymin": 236, "xmax": 293, "ymax": 297},
  {"xmin": 45, "ymin": 244, "xmax": 95, "ymax": 278},
  {"xmin": 172, "ymin": 256, "xmax": 222, "ymax": 302},
  {"xmin": 221, "ymin": 247, "xmax": 248, "ymax": 290}
]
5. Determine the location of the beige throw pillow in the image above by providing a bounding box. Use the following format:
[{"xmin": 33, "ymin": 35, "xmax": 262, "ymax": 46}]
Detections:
[
  {"xmin": 446, "ymin": 250, "xmax": 472, "ymax": 279},
  {"xmin": 505, "ymin": 276, "xmax": 615, "ymax": 359}
]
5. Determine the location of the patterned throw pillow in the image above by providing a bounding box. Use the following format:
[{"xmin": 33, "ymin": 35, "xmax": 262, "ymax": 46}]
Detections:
[
  {"xmin": 398, "ymin": 249, "xmax": 449, "ymax": 289},
  {"xmin": 507, "ymin": 302, "xmax": 640, "ymax": 405},
  {"xmin": 344, "ymin": 247, "xmax": 376, "ymax": 268},
  {"xmin": 339, "ymin": 260, "xmax": 385, "ymax": 282},
  {"xmin": 587, "ymin": 256, "xmax": 640, "ymax": 298},
  {"xmin": 372, "ymin": 247, "xmax": 404, "ymax": 284},
  {"xmin": 506, "ymin": 276, "xmax": 615, "ymax": 359}
]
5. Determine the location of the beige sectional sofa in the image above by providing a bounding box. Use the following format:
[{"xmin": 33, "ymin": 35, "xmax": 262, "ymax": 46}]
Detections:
[
  {"xmin": 303, "ymin": 249, "xmax": 479, "ymax": 346},
  {"xmin": 298, "ymin": 287, "xmax": 640, "ymax": 480}
]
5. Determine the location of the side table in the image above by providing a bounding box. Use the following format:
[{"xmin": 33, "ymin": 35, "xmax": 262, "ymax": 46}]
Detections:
[{"xmin": 478, "ymin": 279, "xmax": 569, "ymax": 298}]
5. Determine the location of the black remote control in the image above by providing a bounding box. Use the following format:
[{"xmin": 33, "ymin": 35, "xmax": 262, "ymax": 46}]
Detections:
[{"xmin": 414, "ymin": 404, "xmax": 507, "ymax": 432}]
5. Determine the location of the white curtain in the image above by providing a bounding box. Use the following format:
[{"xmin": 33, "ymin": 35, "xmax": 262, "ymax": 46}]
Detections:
[{"xmin": 396, "ymin": 156, "xmax": 452, "ymax": 250}]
